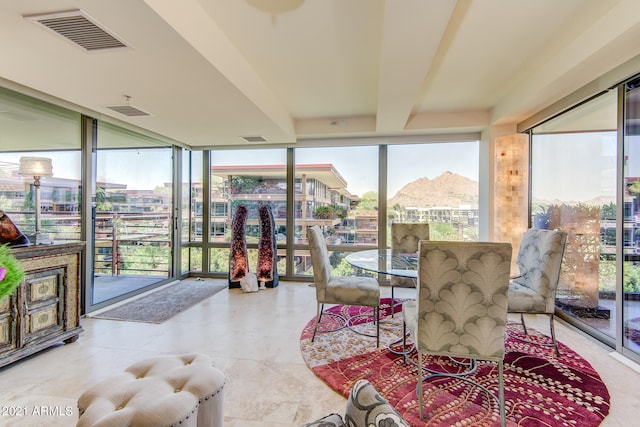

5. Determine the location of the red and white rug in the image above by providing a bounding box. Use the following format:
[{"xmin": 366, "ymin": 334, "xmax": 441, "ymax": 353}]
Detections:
[{"xmin": 300, "ymin": 299, "xmax": 610, "ymax": 427}]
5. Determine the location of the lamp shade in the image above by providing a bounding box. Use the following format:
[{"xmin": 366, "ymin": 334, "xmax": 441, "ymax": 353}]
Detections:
[{"xmin": 19, "ymin": 156, "xmax": 53, "ymax": 177}]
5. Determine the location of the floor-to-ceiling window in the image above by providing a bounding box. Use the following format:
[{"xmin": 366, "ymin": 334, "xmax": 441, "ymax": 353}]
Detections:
[
  {"xmin": 387, "ymin": 142, "xmax": 479, "ymax": 243},
  {"xmin": 0, "ymin": 87, "xmax": 82, "ymax": 246},
  {"xmin": 184, "ymin": 141, "xmax": 482, "ymax": 281},
  {"xmin": 530, "ymin": 89, "xmax": 620, "ymax": 346},
  {"xmin": 295, "ymin": 145, "xmax": 379, "ymax": 277},
  {"xmin": 209, "ymin": 148, "xmax": 287, "ymax": 276},
  {"xmin": 623, "ymin": 77, "xmax": 640, "ymax": 357},
  {"xmin": 181, "ymin": 149, "xmax": 202, "ymax": 275},
  {"xmin": 92, "ymin": 123, "xmax": 174, "ymax": 305}
]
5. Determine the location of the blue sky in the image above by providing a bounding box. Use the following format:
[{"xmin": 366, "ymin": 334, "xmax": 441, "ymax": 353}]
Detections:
[
  {"xmin": 213, "ymin": 141, "xmax": 479, "ymax": 197},
  {"xmin": 6, "ymin": 134, "xmax": 634, "ymax": 202}
]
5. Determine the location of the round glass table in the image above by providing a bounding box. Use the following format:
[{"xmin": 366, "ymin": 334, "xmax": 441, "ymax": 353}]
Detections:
[
  {"xmin": 346, "ymin": 248, "xmax": 418, "ymax": 354},
  {"xmin": 345, "ymin": 248, "xmax": 417, "ymax": 279}
]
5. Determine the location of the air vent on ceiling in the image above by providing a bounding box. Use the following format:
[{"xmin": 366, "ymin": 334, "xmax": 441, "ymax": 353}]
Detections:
[
  {"xmin": 106, "ymin": 105, "xmax": 151, "ymax": 117},
  {"xmin": 25, "ymin": 9, "xmax": 128, "ymax": 52},
  {"xmin": 242, "ymin": 136, "xmax": 267, "ymax": 143}
]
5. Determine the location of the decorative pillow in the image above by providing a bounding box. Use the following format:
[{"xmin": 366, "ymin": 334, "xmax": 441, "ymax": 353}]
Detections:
[
  {"xmin": 298, "ymin": 413, "xmax": 345, "ymax": 427},
  {"xmin": 344, "ymin": 380, "xmax": 410, "ymax": 427}
]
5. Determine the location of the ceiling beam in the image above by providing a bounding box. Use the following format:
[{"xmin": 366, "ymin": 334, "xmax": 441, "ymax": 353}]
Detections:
[
  {"xmin": 143, "ymin": 0, "xmax": 295, "ymax": 141},
  {"xmin": 375, "ymin": 0, "xmax": 456, "ymax": 133}
]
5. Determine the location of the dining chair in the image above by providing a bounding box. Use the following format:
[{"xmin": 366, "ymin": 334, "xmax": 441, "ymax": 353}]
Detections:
[
  {"xmin": 307, "ymin": 225, "xmax": 381, "ymax": 347},
  {"xmin": 402, "ymin": 240, "xmax": 512, "ymax": 425},
  {"xmin": 390, "ymin": 223, "xmax": 429, "ymax": 316},
  {"xmin": 507, "ymin": 228, "xmax": 567, "ymax": 355}
]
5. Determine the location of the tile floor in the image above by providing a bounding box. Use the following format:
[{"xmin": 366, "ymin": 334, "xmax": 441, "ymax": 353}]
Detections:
[{"xmin": 1, "ymin": 279, "xmax": 639, "ymax": 426}]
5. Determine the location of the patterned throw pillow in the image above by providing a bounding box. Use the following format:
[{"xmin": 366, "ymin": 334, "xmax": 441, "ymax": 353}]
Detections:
[
  {"xmin": 298, "ymin": 413, "xmax": 345, "ymax": 427},
  {"xmin": 344, "ymin": 380, "xmax": 410, "ymax": 427}
]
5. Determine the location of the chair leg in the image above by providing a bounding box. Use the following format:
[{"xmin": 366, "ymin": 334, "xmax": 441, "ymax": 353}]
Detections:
[
  {"xmin": 520, "ymin": 313, "xmax": 528, "ymax": 335},
  {"xmin": 391, "ymin": 286, "xmax": 395, "ymax": 317},
  {"xmin": 402, "ymin": 321, "xmax": 407, "ymax": 364},
  {"xmin": 375, "ymin": 306, "xmax": 380, "ymax": 348},
  {"xmin": 498, "ymin": 361, "xmax": 506, "ymax": 427},
  {"xmin": 311, "ymin": 303, "xmax": 324, "ymax": 342},
  {"xmin": 417, "ymin": 352, "xmax": 424, "ymax": 421},
  {"xmin": 549, "ymin": 313, "xmax": 560, "ymax": 356}
]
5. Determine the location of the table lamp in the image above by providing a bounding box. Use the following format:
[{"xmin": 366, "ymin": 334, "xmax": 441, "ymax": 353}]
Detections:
[{"xmin": 19, "ymin": 156, "xmax": 53, "ymax": 245}]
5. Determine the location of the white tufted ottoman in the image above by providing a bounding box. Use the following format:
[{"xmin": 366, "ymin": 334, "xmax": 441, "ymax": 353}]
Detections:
[{"xmin": 77, "ymin": 353, "xmax": 225, "ymax": 427}]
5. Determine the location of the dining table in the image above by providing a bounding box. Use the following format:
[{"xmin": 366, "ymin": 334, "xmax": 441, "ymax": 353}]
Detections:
[
  {"xmin": 345, "ymin": 248, "xmax": 419, "ymax": 354},
  {"xmin": 345, "ymin": 248, "xmax": 418, "ymax": 279}
]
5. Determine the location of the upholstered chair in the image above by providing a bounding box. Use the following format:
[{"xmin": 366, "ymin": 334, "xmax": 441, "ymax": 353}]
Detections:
[
  {"xmin": 298, "ymin": 379, "xmax": 410, "ymax": 427},
  {"xmin": 403, "ymin": 240, "xmax": 512, "ymax": 425},
  {"xmin": 390, "ymin": 222, "xmax": 429, "ymax": 315},
  {"xmin": 507, "ymin": 228, "xmax": 568, "ymax": 355},
  {"xmin": 307, "ymin": 225, "xmax": 381, "ymax": 347}
]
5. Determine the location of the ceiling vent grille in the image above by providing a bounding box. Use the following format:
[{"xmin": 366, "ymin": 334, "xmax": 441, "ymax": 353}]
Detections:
[
  {"xmin": 242, "ymin": 136, "xmax": 267, "ymax": 143},
  {"xmin": 106, "ymin": 105, "xmax": 151, "ymax": 117},
  {"xmin": 25, "ymin": 10, "xmax": 128, "ymax": 52}
]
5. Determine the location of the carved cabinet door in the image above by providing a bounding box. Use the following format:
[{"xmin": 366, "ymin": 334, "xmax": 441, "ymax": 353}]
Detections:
[{"xmin": 21, "ymin": 267, "xmax": 65, "ymax": 346}]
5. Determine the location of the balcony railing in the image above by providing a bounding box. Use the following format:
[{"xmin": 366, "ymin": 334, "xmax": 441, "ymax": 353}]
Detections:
[{"xmin": 6, "ymin": 210, "xmax": 171, "ymax": 278}]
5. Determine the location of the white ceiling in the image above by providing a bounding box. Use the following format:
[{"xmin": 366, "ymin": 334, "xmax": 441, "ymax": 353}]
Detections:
[{"xmin": 1, "ymin": 0, "xmax": 640, "ymax": 148}]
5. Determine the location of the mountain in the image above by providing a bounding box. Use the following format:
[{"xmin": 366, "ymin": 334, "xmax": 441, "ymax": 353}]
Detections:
[{"xmin": 388, "ymin": 171, "xmax": 478, "ymax": 208}]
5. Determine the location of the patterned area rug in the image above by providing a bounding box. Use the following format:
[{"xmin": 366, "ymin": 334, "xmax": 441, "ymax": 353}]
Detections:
[
  {"xmin": 300, "ymin": 299, "xmax": 610, "ymax": 427},
  {"xmin": 91, "ymin": 278, "xmax": 226, "ymax": 323}
]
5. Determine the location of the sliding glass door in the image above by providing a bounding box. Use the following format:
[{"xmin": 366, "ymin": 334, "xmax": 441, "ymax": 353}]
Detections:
[
  {"xmin": 530, "ymin": 89, "xmax": 618, "ymax": 344},
  {"xmin": 92, "ymin": 123, "xmax": 174, "ymax": 305}
]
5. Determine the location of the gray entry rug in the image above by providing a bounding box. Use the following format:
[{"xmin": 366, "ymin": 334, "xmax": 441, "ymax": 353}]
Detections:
[{"xmin": 91, "ymin": 278, "xmax": 226, "ymax": 323}]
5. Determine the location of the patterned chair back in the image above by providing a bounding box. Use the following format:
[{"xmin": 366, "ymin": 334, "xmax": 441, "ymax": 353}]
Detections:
[
  {"xmin": 391, "ymin": 223, "xmax": 430, "ymax": 287},
  {"xmin": 513, "ymin": 228, "xmax": 567, "ymax": 314},
  {"xmin": 391, "ymin": 223, "xmax": 430, "ymax": 253},
  {"xmin": 307, "ymin": 225, "xmax": 332, "ymax": 302},
  {"xmin": 416, "ymin": 240, "xmax": 512, "ymax": 360}
]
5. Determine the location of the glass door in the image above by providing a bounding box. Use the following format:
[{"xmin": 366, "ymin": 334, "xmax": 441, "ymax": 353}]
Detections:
[
  {"xmin": 91, "ymin": 123, "xmax": 174, "ymax": 305},
  {"xmin": 530, "ymin": 89, "xmax": 618, "ymax": 344}
]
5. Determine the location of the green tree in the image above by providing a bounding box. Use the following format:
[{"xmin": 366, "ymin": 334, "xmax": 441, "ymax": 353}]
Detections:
[
  {"xmin": 0, "ymin": 194, "xmax": 11, "ymax": 211},
  {"xmin": 601, "ymin": 202, "xmax": 616, "ymax": 220},
  {"xmin": 358, "ymin": 191, "xmax": 378, "ymax": 210},
  {"xmin": 230, "ymin": 176, "xmax": 260, "ymax": 194},
  {"xmin": 314, "ymin": 205, "xmax": 332, "ymax": 219},
  {"xmin": 153, "ymin": 185, "xmax": 171, "ymax": 195},
  {"xmin": 22, "ymin": 190, "xmax": 34, "ymax": 210},
  {"xmin": 624, "ymin": 265, "xmax": 640, "ymax": 293},
  {"xmin": 430, "ymin": 223, "xmax": 458, "ymax": 241},
  {"xmin": 331, "ymin": 258, "xmax": 359, "ymax": 277},
  {"xmin": 96, "ymin": 186, "xmax": 112, "ymax": 211},
  {"xmin": 392, "ymin": 203, "xmax": 404, "ymax": 221}
]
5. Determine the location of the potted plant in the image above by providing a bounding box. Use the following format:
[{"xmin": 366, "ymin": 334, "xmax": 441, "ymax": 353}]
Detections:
[{"xmin": 0, "ymin": 244, "xmax": 25, "ymax": 300}]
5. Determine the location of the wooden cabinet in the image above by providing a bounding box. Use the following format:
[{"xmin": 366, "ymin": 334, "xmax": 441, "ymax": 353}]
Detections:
[{"xmin": 0, "ymin": 242, "xmax": 84, "ymax": 368}]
